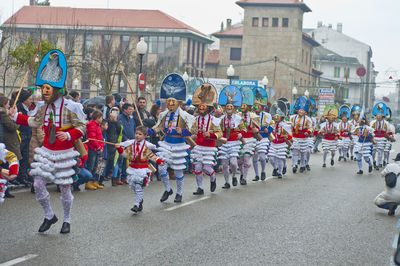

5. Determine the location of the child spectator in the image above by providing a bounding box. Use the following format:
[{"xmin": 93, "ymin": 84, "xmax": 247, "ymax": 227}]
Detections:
[
  {"xmin": 117, "ymin": 126, "xmax": 164, "ymax": 213},
  {"xmin": 86, "ymin": 110, "xmax": 105, "ymax": 189},
  {"xmin": 72, "ymin": 143, "xmax": 97, "ymax": 191}
]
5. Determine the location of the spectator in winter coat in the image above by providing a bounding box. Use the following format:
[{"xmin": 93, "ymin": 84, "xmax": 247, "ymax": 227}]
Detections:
[
  {"xmin": 16, "ymin": 89, "xmax": 32, "ymax": 186},
  {"xmin": 118, "ymin": 103, "xmax": 136, "ymax": 183},
  {"xmin": 132, "ymin": 97, "xmax": 156, "ymax": 128},
  {"xmin": 0, "ymin": 96, "xmax": 21, "ymax": 160},
  {"xmin": 86, "ymin": 110, "xmax": 105, "ymax": 189},
  {"xmin": 102, "ymin": 95, "xmax": 115, "ymax": 120},
  {"xmin": 105, "ymin": 107, "xmax": 122, "ymax": 185}
]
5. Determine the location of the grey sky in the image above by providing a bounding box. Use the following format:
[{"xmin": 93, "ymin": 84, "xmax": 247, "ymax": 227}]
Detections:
[{"xmin": 1, "ymin": 0, "xmax": 399, "ymax": 96}]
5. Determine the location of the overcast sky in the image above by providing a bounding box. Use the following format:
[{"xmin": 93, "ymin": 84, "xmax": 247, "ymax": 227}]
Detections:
[{"xmin": 1, "ymin": 0, "xmax": 399, "ymax": 96}]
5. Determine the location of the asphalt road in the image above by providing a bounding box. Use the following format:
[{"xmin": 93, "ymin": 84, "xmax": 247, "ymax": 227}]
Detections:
[{"xmin": 1, "ymin": 141, "xmax": 399, "ymax": 265}]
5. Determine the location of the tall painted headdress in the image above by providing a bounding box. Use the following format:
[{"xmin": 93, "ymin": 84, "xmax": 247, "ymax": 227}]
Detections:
[
  {"xmin": 309, "ymin": 97, "xmax": 318, "ymax": 115},
  {"xmin": 339, "ymin": 105, "xmax": 351, "ymax": 119},
  {"xmin": 36, "ymin": 49, "xmax": 67, "ymax": 92},
  {"xmin": 323, "ymin": 104, "xmax": 339, "ymax": 119},
  {"xmin": 192, "ymin": 83, "xmax": 217, "ymax": 107},
  {"xmin": 160, "ymin": 73, "xmax": 186, "ymax": 101},
  {"xmin": 373, "ymin": 102, "xmax": 388, "ymax": 117},
  {"xmin": 293, "ymin": 96, "xmax": 310, "ymax": 113},
  {"xmin": 253, "ymin": 86, "xmax": 268, "ymax": 106},
  {"xmin": 219, "ymin": 85, "xmax": 242, "ymax": 107},
  {"xmin": 270, "ymin": 100, "xmax": 288, "ymax": 117},
  {"xmin": 240, "ymin": 87, "xmax": 254, "ymax": 106},
  {"xmin": 351, "ymin": 104, "xmax": 362, "ymax": 116}
]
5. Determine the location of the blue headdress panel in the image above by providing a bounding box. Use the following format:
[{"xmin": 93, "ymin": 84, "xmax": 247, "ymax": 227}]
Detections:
[
  {"xmin": 294, "ymin": 96, "xmax": 310, "ymax": 113},
  {"xmin": 339, "ymin": 105, "xmax": 351, "ymax": 119},
  {"xmin": 253, "ymin": 86, "xmax": 268, "ymax": 105},
  {"xmin": 386, "ymin": 107, "xmax": 392, "ymax": 119},
  {"xmin": 36, "ymin": 49, "xmax": 67, "ymax": 89},
  {"xmin": 160, "ymin": 73, "xmax": 186, "ymax": 101},
  {"xmin": 373, "ymin": 102, "xmax": 388, "ymax": 117},
  {"xmin": 309, "ymin": 97, "xmax": 318, "ymax": 114},
  {"xmin": 240, "ymin": 87, "xmax": 254, "ymax": 106},
  {"xmin": 289, "ymin": 104, "xmax": 295, "ymax": 115},
  {"xmin": 219, "ymin": 85, "xmax": 242, "ymax": 107},
  {"xmin": 351, "ymin": 104, "xmax": 362, "ymax": 116}
]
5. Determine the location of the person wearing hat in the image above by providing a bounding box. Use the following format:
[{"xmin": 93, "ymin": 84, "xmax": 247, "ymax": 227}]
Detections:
[
  {"xmin": 351, "ymin": 114, "xmax": 374, "ymax": 174},
  {"xmin": 349, "ymin": 105, "xmax": 361, "ymax": 160},
  {"xmin": 190, "ymin": 84, "xmax": 222, "ymax": 195},
  {"xmin": 337, "ymin": 106, "xmax": 354, "ymax": 162},
  {"xmin": 15, "ymin": 89, "xmax": 33, "ymax": 187},
  {"xmin": 9, "ymin": 50, "xmax": 87, "ymax": 234},
  {"xmin": 149, "ymin": 74, "xmax": 193, "ymax": 203},
  {"xmin": 237, "ymin": 88, "xmax": 260, "ymax": 185},
  {"xmin": 371, "ymin": 103, "xmax": 390, "ymax": 171},
  {"xmin": 252, "ymin": 87, "xmax": 273, "ymax": 182},
  {"xmin": 268, "ymin": 101, "xmax": 292, "ymax": 178},
  {"xmin": 290, "ymin": 96, "xmax": 312, "ymax": 173},
  {"xmin": 319, "ymin": 105, "xmax": 340, "ymax": 168},
  {"xmin": 383, "ymin": 108, "xmax": 396, "ymax": 166},
  {"xmin": 217, "ymin": 86, "xmax": 246, "ymax": 189},
  {"xmin": 305, "ymin": 98, "xmax": 318, "ymax": 171},
  {"xmin": 374, "ymin": 153, "xmax": 400, "ymax": 216}
]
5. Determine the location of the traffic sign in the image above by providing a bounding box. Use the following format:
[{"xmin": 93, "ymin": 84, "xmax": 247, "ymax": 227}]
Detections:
[
  {"xmin": 139, "ymin": 73, "xmax": 146, "ymax": 91},
  {"xmin": 356, "ymin": 67, "xmax": 366, "ymax": 77}
]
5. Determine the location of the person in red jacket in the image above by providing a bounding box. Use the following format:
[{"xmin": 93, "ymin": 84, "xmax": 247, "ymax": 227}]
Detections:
[{"xmin": 86, "ymin": 110, "xmax": 105, "ymax": 189}]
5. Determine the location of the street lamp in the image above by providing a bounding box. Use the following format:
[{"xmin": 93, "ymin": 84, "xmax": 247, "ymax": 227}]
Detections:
[
  {"xmin": 227, "ymin": 65, "xmax": 235, "ymax": 85},
  {"xmin": 292, "ymin": 86, "xmax": 297, "ymax": 103},
  {"xmin": 73, "ymin": 78, "xmax": 79, "ymax": 90},
  {"xmin": 304, "ymin": 89, "xmax": 309, "ymax": 97},
  {"xmin": 120, "ymin": 79, "xmax": 125, "ymax": 93},
  {"xmin": 182, "ymin": 71, "xmax": 189, "ymax": 83},
  {"xmin": 136, "ymin": 37, "xmax": 148, "ymax": 96},
  {"xmin": 262, "ymin": 75, "xmax": 269, "ymax": 98}
]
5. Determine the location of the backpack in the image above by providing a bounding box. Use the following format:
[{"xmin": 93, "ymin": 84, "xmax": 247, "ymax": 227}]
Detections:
[{"xmin": 385, "ymin": 172, "xmax": 398, "ymax": 188}]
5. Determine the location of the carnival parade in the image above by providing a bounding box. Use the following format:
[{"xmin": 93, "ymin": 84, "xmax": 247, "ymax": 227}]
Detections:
[{"xmin": 1, "ymin": 1, "xmax": 400, "ymax": 265}]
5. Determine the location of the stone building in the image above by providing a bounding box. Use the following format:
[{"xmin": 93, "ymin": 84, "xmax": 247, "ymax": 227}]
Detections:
[
  {"xmin": 205, "ymin": 0, "xmax": 320, "ymax": 101},
  {"xmin": 1, "ymin": 5, "xmax": 211, "ymax": 99}
]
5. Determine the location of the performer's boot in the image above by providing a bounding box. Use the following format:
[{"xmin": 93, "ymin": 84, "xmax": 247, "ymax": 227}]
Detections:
[
  {"xmin": 160, "ymin": 189, "xmax": 173, "ymax": 202},
  {"xmin": 193, "ymin": 187, "xmax": 204, "ymax": 195},
  {"xmin": 38, "ymin": 215, "xmax": 58, "ymax": 233},
  {"xmin": 131, "ymin": 205, "xmax": 139, "ymax": 213},
  {"xmin": 357, "ymin": 170, "xmax": 363, "ymax": 175},
  {"xmin": 369, "ymin": 165, "xmax": 373, "ymax": 173},
  {"xmin": 282, "ymin": 167, "xmax": 287, "ymax": 175},
  {"xmin": 306, "ymin": 165, "xmax": 311, "ymax": 171},
  {"xmin": 388, "ymin": 203, "xmax": 398, "ymax": 216},
  {"xmin": 232, "ymin": 177, "xmax": 238, "ymax": 186},
  {"xmin": 210, "ymin": 180, "xmax": 216, "ymax": 192},
  {"xmin": 272, "ymin": 169, "xmax": 277, "ymax": 176},
  {"xmin": 138, "ymin": 199, "xmax": 143, "ymax": 212},
  {"xmin": 252, "ymin": 176, "xmax": 260, "ymax": 181},
  {"xmin": 174, "ymin": 194, "xmax": 182, "ymax": 203},
  {"xmin": 260, "ymin": 172, "xmax": 266, "ymax": 181},
  {"xmin": 222, "ymin": 183, "xmax": 230, "ymax": 189},
  {"xmin": 60, "ymin": 222, "xmax": 70, "ymax": 234},
  {"xmin": 331, "ymin": 159, "xmax": 334, "ymax": 166}
]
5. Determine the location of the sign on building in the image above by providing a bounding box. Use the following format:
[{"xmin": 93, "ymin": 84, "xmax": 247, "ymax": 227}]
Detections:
[{"xmin": 318, "ymin": 88, "xmax": 335, "ymax": 116}]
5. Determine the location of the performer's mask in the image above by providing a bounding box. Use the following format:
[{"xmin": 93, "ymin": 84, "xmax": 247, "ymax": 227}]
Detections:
[
  {"xmin": 353, "ymin": 114, "xmax": 359, "ymax": 120},
  {"xmin": 41, "ymin": 84, "xmax": 61, "ymax": 104},
  {"xmin": 241, "ymin": 104, "xmax": 249, "ymax": 113},
  {"xmin": 167, "ymin": 98, "xmax": 179, "ymax": 112},
  {"xmin": 376, "ymin": 114, "xmax": 383, "ymax": 121},
  {"xmin": 273, "ymin": 115, "xmax": 281, "ymax": 123},
  {"xmin": 254, "ymin": 103, "xmax": 262, "ymax": 114},
  {"xmin": 225, "ymin": 104, "xmax": 235, "ymax": 115},
  {"xmin": 341, "ymin": 116, "xmax": 348, "ymax": 122},
  {"xmin": 198, "ymin": 104, "xmax": 207, "ymax": 116},
  {"xmin": 327, "ymin": 116, "xmax": 334, "ymax": 123},
  {"xmin": 298, "ymin": 109, "xmax": 305, "ymax": 116}
]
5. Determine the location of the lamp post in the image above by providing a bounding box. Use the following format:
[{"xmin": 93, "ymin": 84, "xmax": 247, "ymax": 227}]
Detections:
[
  {"xmin": 136, "ymin": 37, "xmax": 148, "ymax": 97},
  {"xmin": 182, "ymin": 71, "xmax": 189, "ymax": 83},
  {"xmin": 292, "ymin": 86, "xmax": 297, "ymax": 103},
  {"xmin": 304, "ymin": 89, "xmax": 309, "ymax": 97},
  {"xmin": 73, "ymin": 78, "xmax": 79, "ymax": 90},
  {"xmin": 262, "ymin": 75, "xmax": 269, "ymax": 98},
  {"xmin": 120, "ymin": 79, "xmax": 124, "ymax": 93},
  {"xmin": 227, "ymin": 65, "xmax": 235, "ymax": 85}
]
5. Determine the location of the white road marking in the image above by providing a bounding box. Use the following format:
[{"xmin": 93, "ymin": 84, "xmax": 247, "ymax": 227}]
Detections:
[
  {"xmin": 164, "ymin": 196, "xmax": 210, "ymax": 211},
  {"xmin": 0, "ymin": 254, "xmax": 38, "ymax": 266}
]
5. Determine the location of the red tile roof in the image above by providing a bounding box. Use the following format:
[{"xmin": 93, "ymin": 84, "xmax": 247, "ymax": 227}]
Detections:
[
  {"xmin": 205, "ymin": 49, "xmax": 220, "ymax": 64},
  {"xmin": 3, "ymin": 6, "xmax": 207, "ymax": 37},
  {"xmin": 213, "ymin": 26, "xmax": 244, "ymax": 38},
  {"xmin": 302, "ymin": 32, "xmax": 320, "ymax": 47},
  {"xmin": 236, "ymin": 0, "xmax": 311, "ymax": 12}
]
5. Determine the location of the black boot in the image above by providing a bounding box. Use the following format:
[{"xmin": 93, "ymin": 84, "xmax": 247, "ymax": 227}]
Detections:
[
  {"xmin": 210, "ymin": 180, "xmax": 216, "ymax": 192},
  {"xmin": 60, "ymin": 222, "xmax": 70, "ymax": 234},
  {"xmin": 38, "ymin": 215, "xmax": 58, "ymax": 233},
  {"xmin": 369, "ymin": 165, "xmax": 373, "ymax": 173},
  {"xmin": 351, "ymin": 155, "xmax": 354, "ymax": 161},
  {"xmin": 292, "ymin": 166, "xmax": 297, "ymax": 173},
  {"xmin": 138, "ymin": 199, "xmax": 144, "ymax": 212},
  {"xmin": 193, "ymin": 187, "xmax": 204, "ymax": 195},
  {"xmin": 240, "ymin": 177, "xmax": 247, "ymax": 185},
  {"xmin": 160, "ymin": 189, "xmax": 173, "ymax": 202},
  {"xmin": 357, "ymin": 170, "xmax": 363, "ymax": 175},
  {"xmin": 338, "ymin": 156, "xmax": 342, "ymax": 162},
  {"xmin": 131, "ymin": 205, "xmax": 139, "ymax": 213},
  {"xmin": 277, "ymin": 173, "xmax": 283, "ymax": 179},
  {"xmin": 260, "ymin": 172, "xmax": 266, "ymax": 181},
  {"xmin": 4, "ymin": 189, "xmax": 14, "ymax": 198},
  {"xmin": 174, "ymin": 194, "xmax": 182, "ymax": 203},
  {"xmin": 252, "ymin": 176, "xmax": 260, "ymax": 181},
  {"xmin": 299, "ymin": 167, "xmax": 305, "ymax": 173},
  {"xmin": 222, "ymin": 183, "xmax": 230, "ymax": 189},
  {"xmin": 282, "ymin": 167, "xmax": 287, "ymax": 175},
  {"xmin": 306, "ymin": 165, "xmax": 311, "ymax": 171},
  {"xmin": 331, "ymin": 159, "xmax": 334, "ymax": 166},
  {"xmin": 272, "ymin": 169, "xmax": 278, "ymax": 176},
  {"xmin": 232, "ymin": 177, "xmax": 238, "ymax": 186},
  {"xmin": 322, "ymin": 164, "xmax": 326, "ymax": 168}
]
